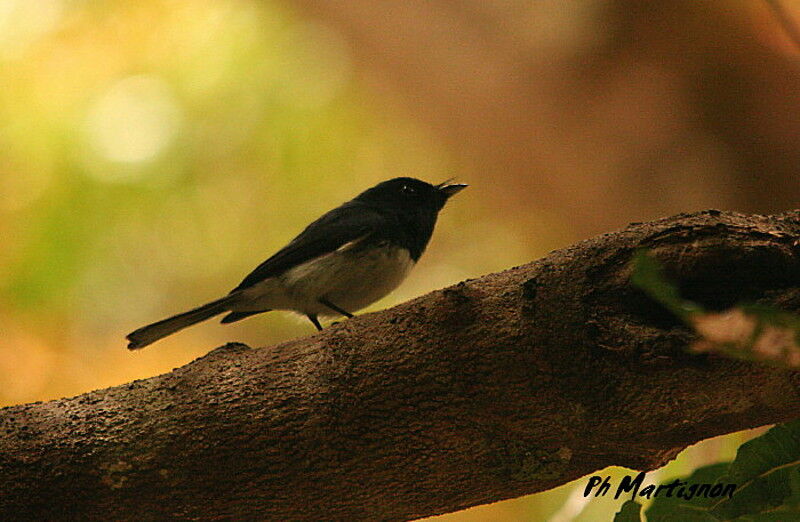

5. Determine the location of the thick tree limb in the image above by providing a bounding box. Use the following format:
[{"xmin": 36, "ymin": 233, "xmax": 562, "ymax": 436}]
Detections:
[{"xmin": 2, "ymin": 210, "xmax": 800, "ymax": 521}]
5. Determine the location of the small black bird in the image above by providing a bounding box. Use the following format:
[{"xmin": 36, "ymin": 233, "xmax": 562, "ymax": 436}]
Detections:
[{"xmin": 126, "ymin": 177, "xmax": 466, "ymax": 349}]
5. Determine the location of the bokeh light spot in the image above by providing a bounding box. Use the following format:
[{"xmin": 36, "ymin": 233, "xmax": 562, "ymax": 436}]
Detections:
[
  {"xmin": 84, "ymin": 75, "xmax": 181, "ymax": 173},
  {"xmin": 0, "ymin": 0, "xmax": 64, "ymax": 59}
]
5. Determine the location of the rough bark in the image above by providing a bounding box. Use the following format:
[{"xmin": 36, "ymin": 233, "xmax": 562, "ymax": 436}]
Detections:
[{"xmin": 2, "ymin": 210, "xmax": 800, "ymax": 521}]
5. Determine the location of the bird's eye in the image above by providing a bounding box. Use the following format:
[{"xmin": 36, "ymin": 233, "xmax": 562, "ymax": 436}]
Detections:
[{"xmin": 401, "ymin": 184, "xmax": 416, "ymax": 196}]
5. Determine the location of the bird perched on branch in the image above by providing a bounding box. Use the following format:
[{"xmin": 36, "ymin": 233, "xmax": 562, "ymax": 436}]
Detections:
[{"xmin": 126, "ymin": 177, "xmax": 467, "ymax": 349}]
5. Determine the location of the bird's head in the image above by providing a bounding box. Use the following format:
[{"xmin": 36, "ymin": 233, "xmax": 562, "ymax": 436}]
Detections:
[{"xmin": 355, "ymin": 177, "xmax": 467, "ymax": 213}]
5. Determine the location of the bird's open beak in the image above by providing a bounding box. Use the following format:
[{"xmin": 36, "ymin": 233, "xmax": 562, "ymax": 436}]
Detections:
[{"xmin": 437, "ymin": 180, "xmax": 468, "ymax": 198}]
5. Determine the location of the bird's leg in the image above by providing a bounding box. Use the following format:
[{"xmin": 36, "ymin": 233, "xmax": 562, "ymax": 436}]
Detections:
[
  {"xmin": 307, "ymin": 314, "xmax": 323, "ymax": 331},
  {"xmin": 318, "ymin": 298, "xmax": 354, "ymax": 318}
]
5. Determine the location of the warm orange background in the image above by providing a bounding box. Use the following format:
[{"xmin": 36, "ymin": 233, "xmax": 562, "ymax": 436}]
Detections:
[{"xmin": 0, "ymin": 1, "xmax": 796, "ymax": 519}]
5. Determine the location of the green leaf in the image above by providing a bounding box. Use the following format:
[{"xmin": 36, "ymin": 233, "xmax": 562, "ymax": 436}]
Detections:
[
  {"xmin": 613, "ymin": 499, "xmax": 643, "ymax": 522},
  {"xmin": 644, "ymin": 422, "xmax": 800, "ymax": 521},
  {"xmin": 734, "ymin": 511, "xmax": 800, "ymax": 521},
  {"xmin": 710, "ymin": 420, "xmax": 800, "ymax": 519},
  {"xmin": 630, "ymin": 250, "xmax": 704, "ymax": 321},
  {"xmin": 644, "ymin": 462, "xmax": 730, "ymax": 522}
]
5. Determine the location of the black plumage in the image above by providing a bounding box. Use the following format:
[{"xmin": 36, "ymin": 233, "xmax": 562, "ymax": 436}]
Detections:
[{"xmin": 126, "ymin": 177, "xmax": 465, "ymax": 350}]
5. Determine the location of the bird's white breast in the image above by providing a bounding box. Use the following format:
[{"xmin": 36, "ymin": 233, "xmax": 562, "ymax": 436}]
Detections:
[{"xmin": 239, "ymin": 243, "xmax": 415, "ymax": 317}]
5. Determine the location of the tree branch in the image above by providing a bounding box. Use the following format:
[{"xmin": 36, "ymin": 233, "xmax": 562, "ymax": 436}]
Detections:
[{"xmin": 2, "ymin": 210, "xmax": 800, "ymax": 520}]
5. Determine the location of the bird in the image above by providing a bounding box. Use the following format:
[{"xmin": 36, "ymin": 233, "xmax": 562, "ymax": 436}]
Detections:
[{"xmin": 126, "ymin": 177, "xmax": 467, "ymax": 350}]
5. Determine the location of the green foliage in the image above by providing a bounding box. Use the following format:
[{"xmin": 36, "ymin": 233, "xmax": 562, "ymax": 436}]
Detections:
[
  {"xmin": 709, "ymin": 419, "xmax": 800, "ymax": 520},
  {"xmin": 645, "ymin": 463, "xmax": 730, "ymax": 522},
  {"xmin": 612, "ymin": 421, "xmax": 800, "ymax": 521},
  {"xmin": 614, "ymin": 499, "xmax": 644, "ymax": 522},
  {"xmin": 630, "ymin": 249, "xmax": 704, "ymax": 321}
]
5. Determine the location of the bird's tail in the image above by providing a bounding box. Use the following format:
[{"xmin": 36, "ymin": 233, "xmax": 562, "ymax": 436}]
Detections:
[{"xmin": 126, "ymin": 295, "xmax": 237, "ymax": 350}]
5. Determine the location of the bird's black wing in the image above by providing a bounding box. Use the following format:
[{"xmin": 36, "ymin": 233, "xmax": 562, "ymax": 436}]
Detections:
[{"xmin": 230, "ymin": 201, "xmax": 385, "ymax": 292}]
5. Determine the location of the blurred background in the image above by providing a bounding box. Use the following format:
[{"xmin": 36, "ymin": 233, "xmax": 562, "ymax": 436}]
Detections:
[{"xmin": 0, "ymin": 0, "xmax": 797, "ymax": 519}]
